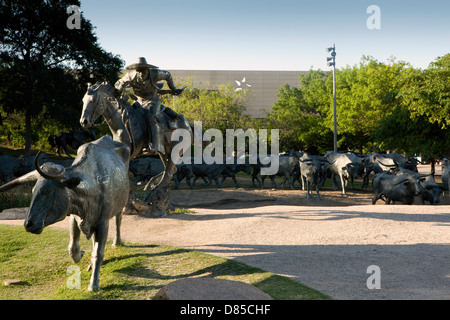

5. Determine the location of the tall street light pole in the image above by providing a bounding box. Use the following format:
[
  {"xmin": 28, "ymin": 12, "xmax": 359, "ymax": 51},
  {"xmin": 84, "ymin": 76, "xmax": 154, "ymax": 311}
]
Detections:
[{"xmin": 326, "ymin": 44, "xmax": 337, "ymax": 152}]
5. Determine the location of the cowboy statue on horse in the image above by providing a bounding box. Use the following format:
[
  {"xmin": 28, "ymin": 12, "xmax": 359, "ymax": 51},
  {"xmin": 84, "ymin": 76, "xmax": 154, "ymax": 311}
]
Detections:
[
  {"xmin": 80, "ymin": 57, "xmax": 196, "ymax": 216},
  {"xmin": 114, "ymin": 57, "xmax": 184, "ymax": 155}
]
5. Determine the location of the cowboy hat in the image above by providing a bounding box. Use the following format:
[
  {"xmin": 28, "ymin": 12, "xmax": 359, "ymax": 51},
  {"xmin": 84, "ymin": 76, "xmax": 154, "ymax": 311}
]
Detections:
[{"xmin": 125, "ymin": 57, "xmax": 158, "ymax": 70}]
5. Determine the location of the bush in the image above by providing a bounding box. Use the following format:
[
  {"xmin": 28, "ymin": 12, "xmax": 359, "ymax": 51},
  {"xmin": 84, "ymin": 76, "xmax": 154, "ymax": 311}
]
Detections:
[{"xmin": 0, "ymin": 183, "xmax": 32, "ymax": 212}]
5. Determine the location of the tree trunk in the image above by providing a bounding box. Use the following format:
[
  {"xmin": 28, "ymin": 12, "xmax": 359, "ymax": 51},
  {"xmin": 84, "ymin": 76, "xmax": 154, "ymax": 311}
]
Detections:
[
  {"xmin": 23, "ymin": 50, "xmax": 33, "ymax": 156},
  {"xmin": 24, "ymin": 108, "xmax": 32, "ymax": 156}
]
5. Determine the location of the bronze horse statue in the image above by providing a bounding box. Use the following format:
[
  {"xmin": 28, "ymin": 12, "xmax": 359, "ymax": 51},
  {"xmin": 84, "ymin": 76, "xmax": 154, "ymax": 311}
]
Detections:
[{"xmin": 80, "ymin": 82, "xmax": 195, "ymax": 215}]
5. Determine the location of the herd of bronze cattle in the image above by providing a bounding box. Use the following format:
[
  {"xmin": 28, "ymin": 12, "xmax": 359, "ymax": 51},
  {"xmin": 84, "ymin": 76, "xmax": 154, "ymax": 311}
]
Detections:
[
  {"xmin": 1, "ymin": 146, "xmax": 447, "ymax": 206},
  {"xmin": 129, "ymin": 149, "xmax": 447, "ymax": 205}
]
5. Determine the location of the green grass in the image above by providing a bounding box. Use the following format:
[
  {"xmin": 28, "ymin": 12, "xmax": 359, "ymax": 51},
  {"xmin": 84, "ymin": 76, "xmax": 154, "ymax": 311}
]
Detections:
[{"xmin": 0, "ymin": 224, "xmax": 330, "ymax": 300}]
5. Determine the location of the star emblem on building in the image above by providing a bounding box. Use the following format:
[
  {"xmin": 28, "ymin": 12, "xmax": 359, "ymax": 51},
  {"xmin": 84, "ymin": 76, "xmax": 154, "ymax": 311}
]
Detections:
[{"xmin": 235, "ymin": 77, "xmax": 251, "ymax": 92}]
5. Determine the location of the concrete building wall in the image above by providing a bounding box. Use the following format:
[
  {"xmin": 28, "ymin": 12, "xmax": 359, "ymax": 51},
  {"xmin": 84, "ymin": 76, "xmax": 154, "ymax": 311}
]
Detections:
[{"xmin": 167, "ymin": 70, "xmax": 308, "ymax": 118}]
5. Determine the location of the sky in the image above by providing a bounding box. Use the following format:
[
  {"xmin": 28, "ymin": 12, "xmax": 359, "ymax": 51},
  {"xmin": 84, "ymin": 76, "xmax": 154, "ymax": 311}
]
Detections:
[{"xmin": 80, "ymin": 0, "xmax": 450, "ymax": 71}]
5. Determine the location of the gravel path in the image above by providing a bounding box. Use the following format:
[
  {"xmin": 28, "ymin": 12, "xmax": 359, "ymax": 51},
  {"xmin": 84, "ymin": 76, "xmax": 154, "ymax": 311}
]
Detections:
[
  {"xmin": 118, "ymin": 201, "xmax": 450, "ymax": 300},
  {"xmin": 2, "ymin": 187, "xmax": 450, "ymax": 300}
]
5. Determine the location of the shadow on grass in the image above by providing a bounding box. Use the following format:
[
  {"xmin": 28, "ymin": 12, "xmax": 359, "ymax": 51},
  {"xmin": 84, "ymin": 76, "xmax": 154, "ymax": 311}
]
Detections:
[{"xmin": 100, "ymin": 244, "xmax": 330, "ymax": 300}]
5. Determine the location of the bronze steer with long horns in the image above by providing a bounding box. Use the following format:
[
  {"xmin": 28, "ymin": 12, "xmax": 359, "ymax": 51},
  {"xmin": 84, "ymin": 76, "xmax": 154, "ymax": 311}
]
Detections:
[
  {"xmin": 371, "ymin": 170, "xmax": 429, "ymax": 205},
  {"xmin": 0, "ymin": 135, "xmax": 130, "ymax": 292}
]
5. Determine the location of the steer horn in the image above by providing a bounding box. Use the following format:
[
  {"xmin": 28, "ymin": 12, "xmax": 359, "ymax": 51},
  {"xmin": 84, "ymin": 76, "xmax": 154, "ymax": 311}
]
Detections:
[
  {"xmin": 393, "ymin": 178, "xmax": 409, "ymax": 186},
  {"xmin": 35, "ymin": 151, "xmax": 66, "ymax": 180},
  {"xmin": 376, "ymin": 159, "xmax": 397, "ymax": 167},
  {"xmin": 416, "ymin": 173, "xmax": 432, "ymax": 181},
  {"xmin": 0, "ymin": 170, "xmax": 39, "ymax": 192},
  {"xmin": 327, "ymin": 159, "xmax": 336, "ymax": 165},
  {"xmin": 418, "ymin": 173, "xmax": 432, "ymax": 177}
]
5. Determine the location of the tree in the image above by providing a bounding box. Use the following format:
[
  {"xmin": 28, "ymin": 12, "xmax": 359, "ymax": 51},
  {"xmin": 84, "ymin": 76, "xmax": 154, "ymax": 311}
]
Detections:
[
  {"xmin": 0, "ymin": 0, "xmax": 123, "ymax": 154},
  {"xmin": 268, "ymin": 55, "xmax": 450, "ymax": 158},
  {"xmin": 372, "ymin": 106, "xmax": 450, "ymax": 158},
  {"xmin": 162, "ymin": 79, "xmax": 252, "ymax": 133},
  {"xmin": 330, "ymin": 56, "xmax": 410, "ymax": 153},
  {"xmin": 400, "ymin": 54, "xmax": 450, "ymax": 128},
  {"xmin": 267, "ymin": 57, "xmax": 421, "ymax": 154},
  {"xmin": 374, "ymin": 54, "xmax": 450, "ymax": 160},
  {"xmin": 266, "ymin": 81, "xmax": 332, "ymax": 152}
]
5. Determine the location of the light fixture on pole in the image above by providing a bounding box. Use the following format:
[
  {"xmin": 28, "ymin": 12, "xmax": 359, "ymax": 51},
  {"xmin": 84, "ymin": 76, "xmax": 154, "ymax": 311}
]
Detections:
[{"xmin": 326, "ymin": 44, "xmax": 337, "ymax": 152}]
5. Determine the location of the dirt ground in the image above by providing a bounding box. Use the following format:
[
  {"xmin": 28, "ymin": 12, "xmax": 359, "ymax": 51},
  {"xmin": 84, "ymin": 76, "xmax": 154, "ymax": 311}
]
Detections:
[
  {"xmin": 146, "ymin": 186, "xmax": 450, "ymax": 300},
  {"xmin": 2, "ymin": 166, "xmax": 450, "ymax": 300}
]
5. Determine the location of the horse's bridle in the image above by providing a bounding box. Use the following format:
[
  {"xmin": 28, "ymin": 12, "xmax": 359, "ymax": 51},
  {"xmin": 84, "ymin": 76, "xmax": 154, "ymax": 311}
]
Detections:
[{"xmin": 84, "ymin": 88, "xmax": 107, "ymax": 128}]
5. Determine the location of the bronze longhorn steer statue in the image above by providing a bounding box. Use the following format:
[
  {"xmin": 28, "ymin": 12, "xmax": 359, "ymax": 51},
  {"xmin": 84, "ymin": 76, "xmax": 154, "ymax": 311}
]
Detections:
[{"xmin": 0, "ymin": 135, "xmax": 130, "ymax": 291}]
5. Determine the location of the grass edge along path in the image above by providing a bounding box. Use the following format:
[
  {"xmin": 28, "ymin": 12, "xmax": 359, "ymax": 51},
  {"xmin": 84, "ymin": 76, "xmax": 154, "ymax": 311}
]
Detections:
[{"xmin": 0, "ymin": 224, "xmax": 330, "ymax": 300}]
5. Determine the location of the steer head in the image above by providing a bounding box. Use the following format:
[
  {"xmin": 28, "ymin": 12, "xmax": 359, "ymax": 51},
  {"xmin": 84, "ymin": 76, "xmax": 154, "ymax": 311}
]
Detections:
[
  {"xmin": 423, "ymin": 184, "xmax": 445, "ymax": 204},
  {"xmin": 395, "ymin": 175, "xmax": 424, "ymax": 197},
  {"xmin": 300, "ymin": 158, "xmax": 327, "ymax": 178},
  {"xmin": 26, "ymin": 152, "xmax": 81, "ymax": 234},
  {"xmin": 341, "ymin": 163, "xmax": 355, "ymax": 179},
  {"xmin": 0, "ymin": 152, "xmax": 81, "ymax": 234},
  {"xmin": 239, "ymin": 163, "xmax": 252, "ymax": 175}
]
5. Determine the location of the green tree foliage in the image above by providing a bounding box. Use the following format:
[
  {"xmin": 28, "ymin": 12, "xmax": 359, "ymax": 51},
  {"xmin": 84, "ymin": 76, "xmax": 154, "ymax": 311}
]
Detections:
[
  {"xmin": 266, "ymin": 68, "xmax": 336, "ymax": 153},
  {"xmin": 331, "ymin": 57, "xmax": 410, "ymax": 152},
  {"xmin": 162, "ymin": 79, "xmax": 252, "ymax": 133},
  {"xmin": 372, "ymin": 106, "xmax": 450, "ymax": 159},
  {"xmin": 0, "ymin": 0, "xmax": 123, "ymax": 154},
  {"xmin": 400, "ymin": 54, "xmax": 450, "ymax": 128},
  {"xmin": 373, "ymin": 54, "xmax": 450, "ymax": 159},
  {"xmin": 266, "ymin": 82, "xmax": 332, "ymax": 153},
  {"xmin": 267, "ymin": 55, "xmax": 450, "ymax": 156}
]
